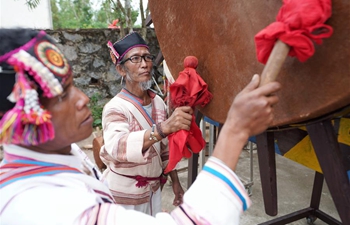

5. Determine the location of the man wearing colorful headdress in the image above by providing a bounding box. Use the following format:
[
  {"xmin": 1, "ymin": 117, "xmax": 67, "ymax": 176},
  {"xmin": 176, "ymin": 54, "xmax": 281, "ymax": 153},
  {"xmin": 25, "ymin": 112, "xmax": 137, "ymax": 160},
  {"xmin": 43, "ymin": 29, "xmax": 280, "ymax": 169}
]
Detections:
[
  {"xmin": 102, "ymin": 32, "xmax": 189, "ymax": 215},
  {"xmin": 0, "ymin": 28, "xmax": 281, "ymax": 224},
  {"xmin": 0, "ymin": 28, "xmax": 115, "ymax": 224}
]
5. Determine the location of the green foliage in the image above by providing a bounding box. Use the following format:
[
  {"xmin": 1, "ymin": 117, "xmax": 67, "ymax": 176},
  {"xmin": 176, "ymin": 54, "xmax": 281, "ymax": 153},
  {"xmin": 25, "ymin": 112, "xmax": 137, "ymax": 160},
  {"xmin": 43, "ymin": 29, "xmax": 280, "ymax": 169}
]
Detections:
[
  {"xmin": 96, "ymin": 0, "xmax": 118, "ymax": 25},
  {"xmin": 26, "ymin": 0, "xmax": 146, "ymax": 30},
  {"xmin": 131, "ymin": 8, "xmax": 139, "ymax": 24},
  {"xmin": 50, "ymin": 0, "xmax": 61, "ymax": 28},
  {"xmin": 50, "ymin": 0, "xmax": 97, "ymax": 29},
  {"xmin": 89, "ymin": 93, "xmax": 104, "ymax": 129}
]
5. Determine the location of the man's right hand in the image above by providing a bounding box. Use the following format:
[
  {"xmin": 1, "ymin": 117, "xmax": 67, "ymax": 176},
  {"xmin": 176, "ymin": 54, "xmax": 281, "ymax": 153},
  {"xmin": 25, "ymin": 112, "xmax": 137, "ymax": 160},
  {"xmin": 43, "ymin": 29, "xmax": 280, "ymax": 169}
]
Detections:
[
  {"xmin": 161, "ymin": 106, "xmax": 193, "ymax": 135},
  {"xmin": 225, "ymin": 74, "xmax": 281, "ymax": 139}
]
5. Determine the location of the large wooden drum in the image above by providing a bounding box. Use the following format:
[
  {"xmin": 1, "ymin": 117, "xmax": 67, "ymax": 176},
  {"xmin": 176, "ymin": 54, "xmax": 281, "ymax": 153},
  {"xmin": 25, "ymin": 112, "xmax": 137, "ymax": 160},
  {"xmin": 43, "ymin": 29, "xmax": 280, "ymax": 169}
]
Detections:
[{"xmin": 149, "ymin": 0, "xmax": 350, "ymax": 127}]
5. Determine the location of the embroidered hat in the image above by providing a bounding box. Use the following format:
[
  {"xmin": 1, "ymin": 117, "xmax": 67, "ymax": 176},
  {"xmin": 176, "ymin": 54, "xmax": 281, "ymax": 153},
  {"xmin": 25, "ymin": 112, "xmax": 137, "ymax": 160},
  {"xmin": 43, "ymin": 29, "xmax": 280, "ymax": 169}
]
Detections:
[
  {"xmin": 0, "ymin": 29, "xmax": 72, "ymax": 146},
  {"xmin": 107, "ymin": 32, "xmax": 149, "ymax": 64}
]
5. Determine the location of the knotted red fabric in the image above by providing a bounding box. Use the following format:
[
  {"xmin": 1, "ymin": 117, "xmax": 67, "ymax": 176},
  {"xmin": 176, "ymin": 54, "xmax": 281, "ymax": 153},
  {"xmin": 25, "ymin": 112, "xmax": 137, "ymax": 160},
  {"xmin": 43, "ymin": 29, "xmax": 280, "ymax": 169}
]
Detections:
[
  {"xmin": 117, "ymin": 173, "xmax": 168, "ymax": 188},
  {"xmin": 164, "ymin": 56, "xmax": 213, "ymax": 174},
  {"xmin": 255, "ymin": 0, "xmax": 333, "ymax": 64}
]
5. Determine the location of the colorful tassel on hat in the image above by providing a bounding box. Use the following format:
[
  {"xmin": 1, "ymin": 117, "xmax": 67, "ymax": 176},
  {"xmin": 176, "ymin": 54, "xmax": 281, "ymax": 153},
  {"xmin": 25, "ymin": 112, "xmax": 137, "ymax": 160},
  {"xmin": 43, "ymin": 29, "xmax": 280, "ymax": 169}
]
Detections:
[
  {"xmin": 0, "ymin": 68, "xmax": 55, "ymax": 145},
  {"xmin": 0, "ymin": 30, "xmax": 71, "ymax": 146}
]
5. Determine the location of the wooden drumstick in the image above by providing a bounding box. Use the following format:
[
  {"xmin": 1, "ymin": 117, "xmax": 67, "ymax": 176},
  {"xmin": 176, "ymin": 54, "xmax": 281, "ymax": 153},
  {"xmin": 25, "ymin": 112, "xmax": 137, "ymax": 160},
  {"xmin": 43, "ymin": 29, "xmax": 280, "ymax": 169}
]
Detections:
[{"xmin": 259, "ymin": 40, "xmax": 290, "ymax": 87}]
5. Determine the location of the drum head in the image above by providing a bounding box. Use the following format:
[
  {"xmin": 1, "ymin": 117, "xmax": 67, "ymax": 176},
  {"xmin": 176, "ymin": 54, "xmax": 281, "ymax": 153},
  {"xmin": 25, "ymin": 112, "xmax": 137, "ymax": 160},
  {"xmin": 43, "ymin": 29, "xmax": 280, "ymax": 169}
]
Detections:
[{"xmin": 149, "ymin": 0, "xmax": 350, "ymax": 126}]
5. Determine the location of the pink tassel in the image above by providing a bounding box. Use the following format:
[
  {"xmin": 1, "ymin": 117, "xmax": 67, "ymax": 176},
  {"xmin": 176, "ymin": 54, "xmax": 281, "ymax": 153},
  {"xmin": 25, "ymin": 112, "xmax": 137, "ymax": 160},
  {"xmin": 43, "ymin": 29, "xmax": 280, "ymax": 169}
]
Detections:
[
  {"xmin": 0, "ymin": 104, "xmax": 25, "ymax": 144},
  {"xmin": 0, "ymin": 107, "xmax": 55, "ymax": 145},
  {"xmin": 0, "ymin": 69, "xmax": 55, "ymax": 145}
]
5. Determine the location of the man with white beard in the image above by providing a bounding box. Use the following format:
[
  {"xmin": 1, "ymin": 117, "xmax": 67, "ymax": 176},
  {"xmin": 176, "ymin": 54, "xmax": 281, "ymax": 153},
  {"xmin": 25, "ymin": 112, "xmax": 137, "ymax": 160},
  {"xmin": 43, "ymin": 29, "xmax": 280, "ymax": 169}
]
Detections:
[{"xmin": 101, "ymin": 32, "xmax": 189, "ymax": 216}]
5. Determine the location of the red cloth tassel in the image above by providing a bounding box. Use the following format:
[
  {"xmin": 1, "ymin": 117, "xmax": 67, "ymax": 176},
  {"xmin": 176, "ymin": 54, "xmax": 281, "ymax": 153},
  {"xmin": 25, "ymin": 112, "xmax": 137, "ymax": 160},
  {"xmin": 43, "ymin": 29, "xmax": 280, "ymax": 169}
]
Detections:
[
  {"xmin": 255, "ymin": 0, "xmax": 333, "ymax": 64},
  {"xmin": 165, "ymin": 115, "xmax": 205, "ymax": 173},
  {"xmin": 165, "ymin": 56, "xmax": 212, "ymax": 173}
]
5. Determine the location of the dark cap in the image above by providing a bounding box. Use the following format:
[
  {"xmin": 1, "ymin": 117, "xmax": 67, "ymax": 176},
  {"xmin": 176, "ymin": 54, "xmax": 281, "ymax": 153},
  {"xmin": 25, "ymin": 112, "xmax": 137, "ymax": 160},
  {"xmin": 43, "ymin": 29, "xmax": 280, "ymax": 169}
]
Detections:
[{"xmin": 107, "ymin": 32, "xmax": 149, "ymax": 64}]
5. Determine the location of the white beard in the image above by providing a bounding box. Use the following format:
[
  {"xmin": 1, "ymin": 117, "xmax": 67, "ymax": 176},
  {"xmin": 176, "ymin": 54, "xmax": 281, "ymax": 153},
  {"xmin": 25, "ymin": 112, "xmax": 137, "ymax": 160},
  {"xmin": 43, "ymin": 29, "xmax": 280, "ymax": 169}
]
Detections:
[
  {"xmin": 125, "ymin": 71, "xmax": 153, "ymax": 91},
  {"xmin": 139, "ymin": 79, "xmax": 153, "ymax": 91}
]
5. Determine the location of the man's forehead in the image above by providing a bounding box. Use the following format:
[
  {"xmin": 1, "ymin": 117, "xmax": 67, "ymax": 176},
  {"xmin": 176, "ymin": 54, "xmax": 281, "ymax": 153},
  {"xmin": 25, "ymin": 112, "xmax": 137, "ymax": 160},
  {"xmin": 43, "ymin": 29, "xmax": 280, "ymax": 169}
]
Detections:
[{"xmin": 125, "ymin": 46, "xmax": 150, "ymax": 57}]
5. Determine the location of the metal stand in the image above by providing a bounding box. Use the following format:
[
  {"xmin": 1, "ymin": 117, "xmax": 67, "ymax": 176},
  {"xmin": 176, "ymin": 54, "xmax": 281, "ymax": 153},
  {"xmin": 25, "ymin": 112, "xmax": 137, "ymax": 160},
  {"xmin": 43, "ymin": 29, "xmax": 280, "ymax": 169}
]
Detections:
[
  {"xmin": 258, "ymin": 172, "xmax": 342, "ymax": 225},
  {"xmin": 241, "ymin": 141, "xmax": 255, "ymax": 196},
  {"xmin": 191, "ymin": 115, "xmax": 255, "ymax": 195},
  {"xmin": 187, "ymin": 110, "xmax": 203, "ymax": 188}
]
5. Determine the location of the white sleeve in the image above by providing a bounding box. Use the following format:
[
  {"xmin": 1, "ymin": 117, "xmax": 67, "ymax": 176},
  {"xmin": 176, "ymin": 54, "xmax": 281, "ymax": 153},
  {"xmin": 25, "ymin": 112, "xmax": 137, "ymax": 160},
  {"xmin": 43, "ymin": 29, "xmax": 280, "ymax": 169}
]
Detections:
[
  {"xmin": 170, "ymin": 157, "xmax": 252, "ymax": 224},
  {"xmin": 1, "ymin": 157, "xmax": 250, "ymax": 225},
  {"xmin": 1, "ymin": 184, "xmax": 99, "ymax": 225},
  {"xmin": 91, "ymin": 157, "xmax": 251, "ymax": 225}
]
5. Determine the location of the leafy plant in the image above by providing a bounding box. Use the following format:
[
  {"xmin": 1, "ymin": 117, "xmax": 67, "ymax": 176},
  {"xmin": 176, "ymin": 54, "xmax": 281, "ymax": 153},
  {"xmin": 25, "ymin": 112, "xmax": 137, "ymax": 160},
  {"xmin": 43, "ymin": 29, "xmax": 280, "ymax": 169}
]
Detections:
[
  {"xmin": 89, "ymin": 93, "xmax": 104, "ymax": 129},
  {"xmin": 26, "ymin": 0, "xmax": 148, "ymax": 33}
]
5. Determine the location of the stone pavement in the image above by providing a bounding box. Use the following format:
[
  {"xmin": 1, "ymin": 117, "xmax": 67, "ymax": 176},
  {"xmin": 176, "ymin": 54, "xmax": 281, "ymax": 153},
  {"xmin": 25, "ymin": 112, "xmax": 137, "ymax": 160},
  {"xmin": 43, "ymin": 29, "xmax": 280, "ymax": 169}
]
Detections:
[{"xmin": 77, "ymin": 134, "xmax": 340, "ymax": 225}]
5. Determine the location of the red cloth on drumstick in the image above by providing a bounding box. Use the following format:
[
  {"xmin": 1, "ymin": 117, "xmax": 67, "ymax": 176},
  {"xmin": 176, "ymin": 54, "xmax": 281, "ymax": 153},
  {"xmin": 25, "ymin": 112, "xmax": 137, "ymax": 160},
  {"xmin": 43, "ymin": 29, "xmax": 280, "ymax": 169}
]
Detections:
[
  {"xmin": 255, "ymin": 0, "xmax": 333, "ymax": 64},
  {"xmin": 164, "ymin": 56, "xmax": 213, "ymax": 174}
]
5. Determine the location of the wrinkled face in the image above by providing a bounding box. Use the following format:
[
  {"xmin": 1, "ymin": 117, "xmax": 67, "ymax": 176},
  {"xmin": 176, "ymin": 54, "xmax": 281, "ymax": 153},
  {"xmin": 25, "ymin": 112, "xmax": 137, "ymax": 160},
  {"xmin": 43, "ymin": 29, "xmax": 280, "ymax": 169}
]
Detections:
[
  {"xmin": 117, "ymin": 47, "xmax": 153, "ymax": 89},
  {"xmin": 38, "ymin": 76, "xmax": 93, "ymax": 152}
]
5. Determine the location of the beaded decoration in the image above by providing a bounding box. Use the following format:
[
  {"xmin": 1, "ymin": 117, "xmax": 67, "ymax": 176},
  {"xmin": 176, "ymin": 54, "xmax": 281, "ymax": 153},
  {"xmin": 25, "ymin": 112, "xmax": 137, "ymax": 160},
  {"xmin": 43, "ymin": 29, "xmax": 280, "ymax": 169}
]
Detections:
[
  {"xmin": 8, "ymin": 50, "xmax": 63, "ymax": 98},
  {"xmin": 35, "ymin": 41, "xmax": 70, "ymax": 78},
  {"xmin": 0, "ymin": 31, "xmax": 71, "ymax": 146}
]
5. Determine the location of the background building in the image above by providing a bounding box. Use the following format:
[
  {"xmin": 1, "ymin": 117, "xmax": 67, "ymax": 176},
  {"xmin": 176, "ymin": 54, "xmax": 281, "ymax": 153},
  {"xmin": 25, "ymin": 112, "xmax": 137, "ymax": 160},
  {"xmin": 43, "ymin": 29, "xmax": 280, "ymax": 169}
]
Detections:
[{"xmin": 0, "ymin": 0, "xmax": 52, "ymax": 29}]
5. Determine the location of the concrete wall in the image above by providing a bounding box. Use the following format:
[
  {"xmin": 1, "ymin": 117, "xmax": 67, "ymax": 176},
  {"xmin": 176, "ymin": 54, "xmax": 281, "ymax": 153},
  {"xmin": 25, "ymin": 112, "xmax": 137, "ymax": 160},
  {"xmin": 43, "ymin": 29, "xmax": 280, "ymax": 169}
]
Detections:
[
  {"xmin": 45, "ymin": 28, "xmax": 160, "ymax": 101},
  {"xmin": 0, "ymin": 0, "xmax": 52, "ymax": 29}
]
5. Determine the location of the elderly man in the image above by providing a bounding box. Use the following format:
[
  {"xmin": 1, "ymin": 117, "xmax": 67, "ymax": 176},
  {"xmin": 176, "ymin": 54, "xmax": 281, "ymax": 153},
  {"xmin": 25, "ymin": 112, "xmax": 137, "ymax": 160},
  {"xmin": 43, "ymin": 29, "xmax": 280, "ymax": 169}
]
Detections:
[
  {"xmin": 0, "ymin": 28, "xmax": 281, "ymax": 224},
  {"xmin": 102, "ymin": 32, "xmax": 189, "ymax": 215}
]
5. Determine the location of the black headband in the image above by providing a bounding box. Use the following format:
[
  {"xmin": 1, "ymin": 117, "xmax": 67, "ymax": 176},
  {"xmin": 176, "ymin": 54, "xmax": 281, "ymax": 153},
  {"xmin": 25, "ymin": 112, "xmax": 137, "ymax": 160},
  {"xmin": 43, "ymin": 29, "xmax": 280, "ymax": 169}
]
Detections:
[{"xmin": 107, "ymin": 32, "xmax": 149, "ymax": 64}]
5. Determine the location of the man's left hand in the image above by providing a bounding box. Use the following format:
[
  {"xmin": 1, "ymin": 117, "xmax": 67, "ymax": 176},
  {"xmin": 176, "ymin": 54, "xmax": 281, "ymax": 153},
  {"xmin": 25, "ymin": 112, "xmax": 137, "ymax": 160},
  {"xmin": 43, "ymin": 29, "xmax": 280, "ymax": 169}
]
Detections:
[{"xmin": 172, "ymin": 180, "xmax": 184, "ymax": 206}]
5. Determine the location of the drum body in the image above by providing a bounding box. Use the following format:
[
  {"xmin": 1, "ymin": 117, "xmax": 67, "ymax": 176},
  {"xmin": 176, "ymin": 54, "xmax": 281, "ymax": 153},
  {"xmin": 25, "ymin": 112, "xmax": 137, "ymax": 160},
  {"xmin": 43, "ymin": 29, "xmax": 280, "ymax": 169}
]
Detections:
[{"xmin": 149, "ymin": 0, "xmax": 350, "ymax": 127}]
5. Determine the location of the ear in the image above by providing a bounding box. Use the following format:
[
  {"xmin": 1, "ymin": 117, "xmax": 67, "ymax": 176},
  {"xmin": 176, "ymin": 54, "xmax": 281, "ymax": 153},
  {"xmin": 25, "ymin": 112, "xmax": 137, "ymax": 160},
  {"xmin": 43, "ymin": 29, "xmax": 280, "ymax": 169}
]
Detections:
[{"xmin": 116, "ymin": 64, "xmax": 126, "ymax": 76}]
